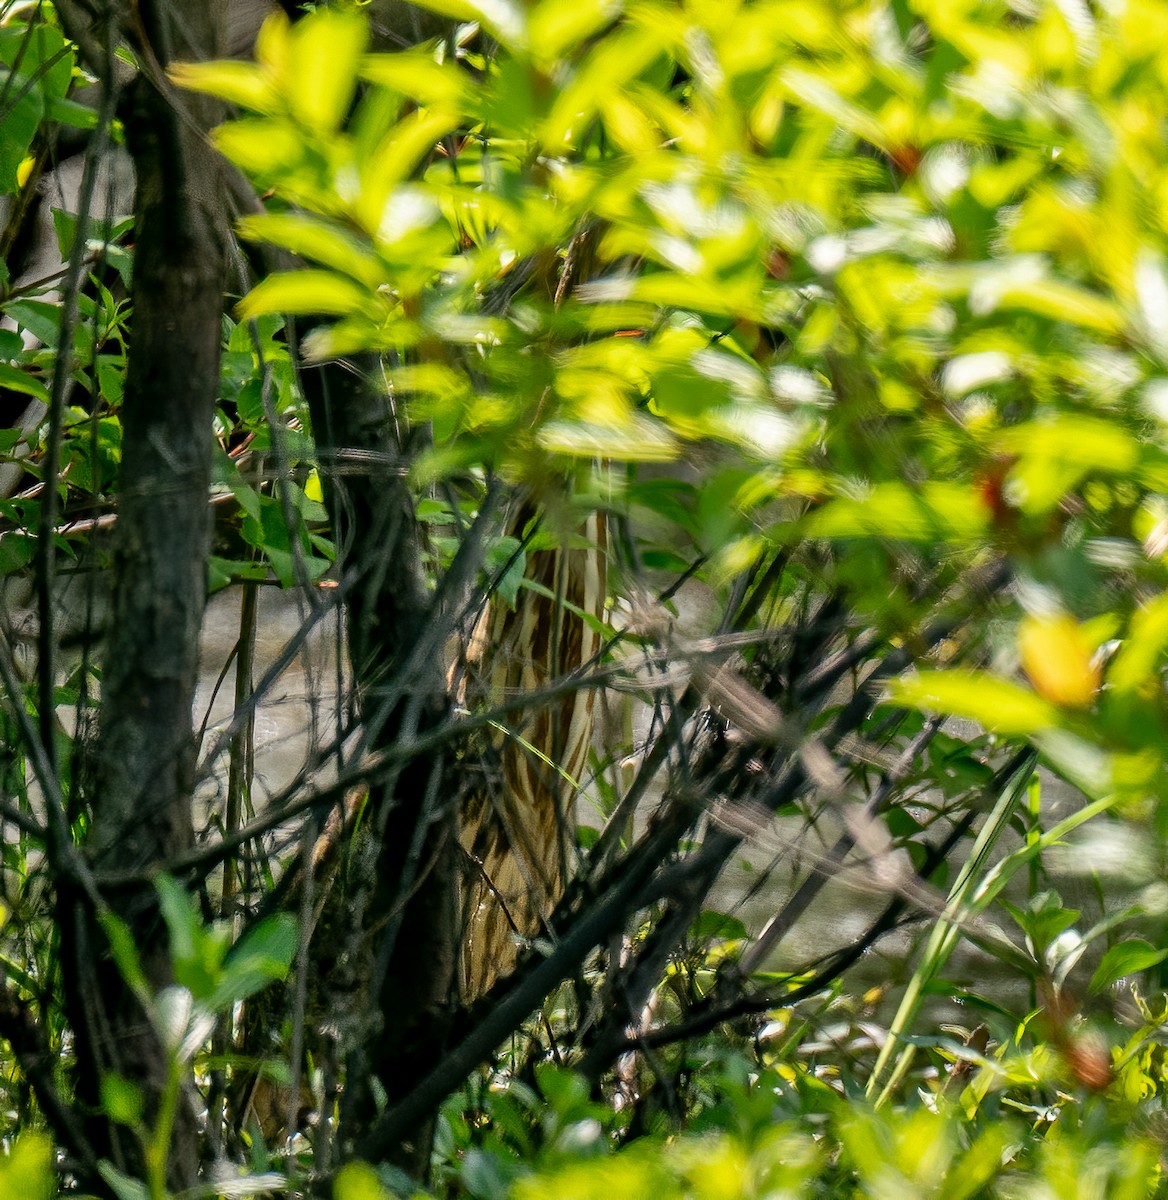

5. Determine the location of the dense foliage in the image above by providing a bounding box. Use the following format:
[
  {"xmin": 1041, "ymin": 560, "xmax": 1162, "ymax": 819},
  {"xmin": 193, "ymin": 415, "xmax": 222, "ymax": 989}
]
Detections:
[{"xmin": 7, "ymin": 0, "xmax": 1168, "ymax": 1196}]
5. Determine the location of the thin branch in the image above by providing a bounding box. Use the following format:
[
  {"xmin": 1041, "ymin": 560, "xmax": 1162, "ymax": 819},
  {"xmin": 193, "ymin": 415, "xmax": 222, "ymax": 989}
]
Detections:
[
  {"xmin": 0, "ymin": 987, "xmax": 101, "ymax": 1181},
  {"xmin": 34, "ymin": 9, "xmax": 116, "ymax": 776}
]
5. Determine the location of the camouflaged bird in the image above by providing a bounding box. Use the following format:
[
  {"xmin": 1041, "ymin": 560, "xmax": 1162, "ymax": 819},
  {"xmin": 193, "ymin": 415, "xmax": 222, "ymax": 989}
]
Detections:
[{"xmin": 458, "ymin": 505, "xmax": 607, "ymax": 999}]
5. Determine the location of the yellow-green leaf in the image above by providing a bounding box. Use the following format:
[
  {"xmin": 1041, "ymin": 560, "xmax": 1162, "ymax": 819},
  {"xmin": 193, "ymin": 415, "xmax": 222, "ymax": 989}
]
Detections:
[
  {"xmin": 255, "ymin": 9, "xmax": 290, "ymax": 81},
  {"xmin": 1108, "ymin": 593, "xmax": 1168, "ymax": 695},
  {"xmin": 1018, "ymin": 613, "xmax": 1100, "ymax": 709},
  {"xmin": 0, "ymin": 1134, "xmax": 53, "ymax": 1200},
  {"xmin": 236, "ymin": 213, "xmax": 385, "ymax": 290},
  {"xmin": 359, "ymin": 51, "xmax": 471, "ymax": 109},
  {"xmin": 286, "ymin": 7, "xmax": 368, "ymax": 133},
  {"xmin": 808, "ymin": 482, "xmax": 990, "ymax": 542},
  {"xmin": 333, "ymin": 1161, "xmax": 390, "ymax": 1200},
  {"xmin": 529, "ymin": 0, "xmax": 624, "ymax": 62},
  {"xmin": 211, "ymin": 118, "xmax": 306, "ymax": 178},
  {"xmin": 358, "ymin": 109, "xmax": 457, "ymax": 236},
  {"xmin": 995, "ymin": 279, "xmax": 1125, "ymax": 333},
  {"xmin": 410, "ymin": 0, "xmax": 528, "ymax": 49},
  {"xmin": 168, "ymin": 59, "xmax": 280, "ymax": 114},
  {"xmin": 997, "ymin": 416, "xmax": 1139, "ymax": 473},
  {"xmin": 537, "ymin": 414, "xmax": 679, "ymax": 460},
  {"xmin": 889, "ymin": 670, "xmax": 1059, "ymax": 734},
  {"xmin": 542, "ymin": 23, "xmax": 664, "ymax": 150},
  {"xmin": 237, "ymin": 270, "xmax": 375, "ymax": 320}
]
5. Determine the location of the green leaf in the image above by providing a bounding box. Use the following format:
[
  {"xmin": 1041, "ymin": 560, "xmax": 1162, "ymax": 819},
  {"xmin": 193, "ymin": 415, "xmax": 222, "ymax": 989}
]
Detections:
[
  {"xmin": 208, "ymin": 555, "xmax": 269, "ymax": 593},
  {"xmin": 0, "ymin": 24, "xmax": 73, "ymax": 98},
  {"xmin": 156, "ymin": 873, "xmax": 202, "ymax": 966},
  {"xmin": 3, "ymin": 300, "xmax": 59, "ymax": 349},
  {"xmin": 529, "ymin": 0, "xmax": 623, "ymax": 62},
  {"xmin": 236, "ymin": 378, "xmax": 265, "ymax": 426},
  {"xmin": 287, "ymin": 7, "xmax": 368, "ymax": 133},
  {"xmin": 98, "ymin": 911, "xmax": 151, "ymax": 1006},
  {"xmin": 808, "ymin": 483, "xmax": 990, "ymax": 542},
  {"xmin": 0, "ymin": 24, "xmax": 74, "ymax": 192},
  {"xmin": 211, "ymin": 118, "xmax": 307, "ymax": 179},
  {"xmin": 359, "ymin": 51, "xmax": 472, "ymax": 109},
  {"xmin": 484, "ymin": 535, "xmax": 526, "ymax": 607},
  {"xmin": 0, "ymin": 89, "xmax": 40, "ymax": 194},
  {"xmin": 0, "ymin": 1135, "xmax": 54, "ymax": 1200},
  {"xmin": 50, "ymin": 207, "xmax": 133, "ymax": 260},
  {"xmin": 890, "ymin": 670, "xmax": 1059, "ymax": 735},
  {"xmin": 1001, "ymin": 891, "xmax": 1079, "ymax": 954},
  {"xmin": 0, "ymin": 532, "xmax": 35, "ymax": 577},
  {"xmin": 1089, "ymin": 940, "xmax": 1168, "ymax": 994},
  {"xmin": 334, "ymin": 1161, "xmax": 391, "ymax": 1200},
  {"xmin": 213, "ymin": 914, "xmax": 297, "ymax": 1010},
  {"xmin": 690, "ymin": 910, "xmax": 748, "ymax": 942},
  {"xmin": 98, "ymin": 1162, "xmax": 150, "ymax": 1200},
  {"xmin": 168, "ymin": 59, "xmax": 280, "ymax": 114},
  {"xmin": 44, "ymin": 95, "xmax": 99, "ymax": 129},
  {"xmin": 236, "ymin": 212, "xmax": 386, "ymax": 289},
  {"xmin": 537, "ymin": 414, "xmax": 679, "ymax": 460},
  {"xmin": 0, "ymin": 363, "xmax": 47, "ymax": 404},
  {"xmin": 100, "ymin": 1073, "xmax": 144, "ymax": 1128},
  {"xmin": 237, "ymin": 270, "xmax": 376, "ymax": 321},
  {"xmin": 411, "ymin": 0, "xmax": 528, "ymax": 49}
]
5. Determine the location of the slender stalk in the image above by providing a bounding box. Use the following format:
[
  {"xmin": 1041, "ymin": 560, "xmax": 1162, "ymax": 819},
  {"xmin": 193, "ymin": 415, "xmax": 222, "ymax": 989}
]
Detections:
[{"xmin": 867, "ymin": 749, "xmax": 1038, "ymax": 1107}]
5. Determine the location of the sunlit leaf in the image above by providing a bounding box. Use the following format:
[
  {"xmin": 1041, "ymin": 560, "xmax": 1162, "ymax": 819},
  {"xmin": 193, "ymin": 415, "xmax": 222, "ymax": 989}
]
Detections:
[
  {"xmin": 530, "ymin": 0, "xmax": 623, "ymax": 62},
  {"xmin": 991, "ymin": 278, "xmax": 1125, "ymax": 333},
  {"xmin": 1109, "ymin": 594, "xmax": 1168, "ymax": 696},
  {"xmin": 169, "ymin": 60, "xmax": 280, "ymax": 115},
  {"xmin": 237, "ymin": 270, "xmax": 377, "ymax": 320},
  {"xmin": 1089, "ymin": 940, "xmax": 1168, "ymax": 994},
  {"xmin": 541, "ymin": 23, "xmax": 662, "ymax": 149},
  {"xmin": 997, "ymin": 417, "xmax": 1139, "ymax": 474},
  {"xmin": 255, "ymin": 9, "xmax": 290, "ymax": 80},
  {"xmin": 0, "ymin": 1135, "xmax": 53, "ymax": 1200},
  {"xmin": 286, "ymin": 7, "xmax": 368, "ymax": 132},
  {"xmin": 360, "ymin": 51, "xmax": 471, "ymax": 108},
  {"xmin": 890, "ymin": 670, "xmax": 1059, "ymax": 734},
  {"xmin": 410, "ymin": 0, "xmax": 528, "ymax": 48},
  {"xmin": 357, "ymin": 109, "xmax": 457, "ymax": 235},
  {"xmin": 1017, "ymin": 613, "xmax": 1100, "ymax": 709},
  {"xmin": 333, "ymin": 1162, "xmax": 391, "ymax": 1200},
  {"xmin": 236, "ymin": 213, "xmax": 386, "ymax": 289},
  {"xmin": 808, "ymin": 483, "xmax": 990, "ymax": 541},
  {"xmin": 537, "ymin": 414, "xmax": 679, "ymax": 460},
  {"xmin": 211, "ymin": 118, "xmax": 307, "ymax": 179}
]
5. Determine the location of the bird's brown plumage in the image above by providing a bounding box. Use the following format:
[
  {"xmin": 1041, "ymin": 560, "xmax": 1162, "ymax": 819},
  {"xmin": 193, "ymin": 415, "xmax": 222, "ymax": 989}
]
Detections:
[{"xmin": 459, "ymin": 506, "xmax": 607, "ymax": 999}]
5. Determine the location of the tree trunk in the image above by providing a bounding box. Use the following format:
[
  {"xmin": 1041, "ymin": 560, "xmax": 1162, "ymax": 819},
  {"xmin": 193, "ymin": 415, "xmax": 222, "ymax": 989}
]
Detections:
[
  {"xmin": 297, "ymin": 357, "xmax": 461, "ymax": 1172},
  {"xmin": 58, "ymin": 2, "xmax": 229, "ymax": 1190}
]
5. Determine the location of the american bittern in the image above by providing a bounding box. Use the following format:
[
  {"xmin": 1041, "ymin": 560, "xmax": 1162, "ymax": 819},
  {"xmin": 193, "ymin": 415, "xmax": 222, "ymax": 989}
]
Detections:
[{"xmin": 459, "ymin": 504, "xmax": 607, "ymax": 999}]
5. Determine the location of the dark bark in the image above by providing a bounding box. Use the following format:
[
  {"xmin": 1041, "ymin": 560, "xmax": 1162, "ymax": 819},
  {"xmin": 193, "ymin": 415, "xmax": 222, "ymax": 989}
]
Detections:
[
  {"xmin": 297, "ymin": 356, "xmax": 460, "ymax": 1171},
  {"xmin": 55, "ymin": 2, "xmax": 229, "ymax": 1192}
]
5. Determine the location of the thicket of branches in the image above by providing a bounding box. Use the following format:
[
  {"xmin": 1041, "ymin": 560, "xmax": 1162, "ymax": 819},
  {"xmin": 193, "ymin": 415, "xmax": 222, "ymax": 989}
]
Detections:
[{"xmin": 4, "ymin": 1, "xmax": 1168, "ymax": 1197}]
